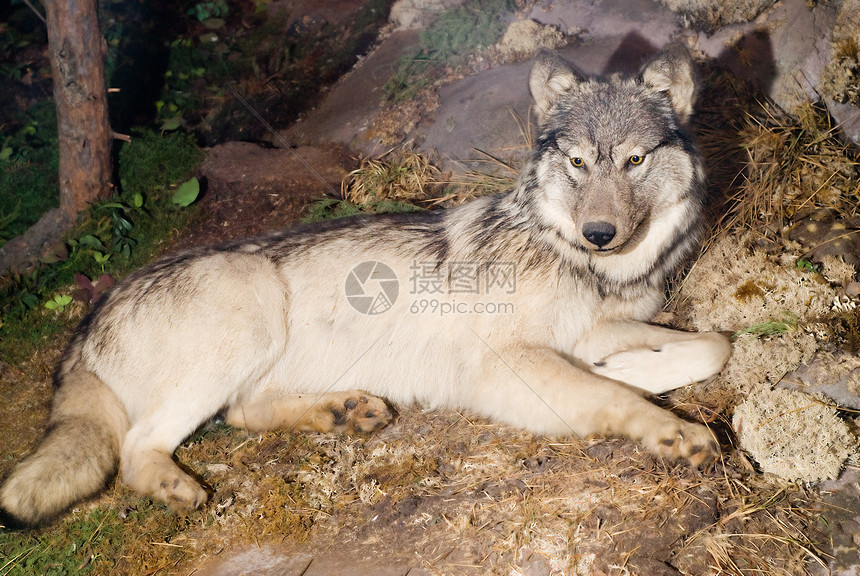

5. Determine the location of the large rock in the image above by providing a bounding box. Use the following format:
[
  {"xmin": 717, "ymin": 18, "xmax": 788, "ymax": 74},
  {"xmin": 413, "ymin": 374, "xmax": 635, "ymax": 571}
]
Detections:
[{"xmin": 286, "ymin": 0, "xmax": 860, "ymax": 168}]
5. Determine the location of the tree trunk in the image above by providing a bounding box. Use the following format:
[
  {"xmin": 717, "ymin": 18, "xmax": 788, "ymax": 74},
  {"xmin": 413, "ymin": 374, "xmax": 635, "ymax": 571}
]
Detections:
[{"xmin": 44, "ymin": 0, "xmax": 112, "ymax": 217}]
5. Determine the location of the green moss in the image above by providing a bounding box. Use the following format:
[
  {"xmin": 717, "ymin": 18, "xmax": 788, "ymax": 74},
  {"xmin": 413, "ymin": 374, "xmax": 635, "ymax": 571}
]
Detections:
[
  {"xmin": 0, "ymin": 100, "xmax": 60, "ymax": 246},
  {"xmin": 419, "ymin": 0, "xmax": 514, "ymax": 62},
  {"xmin": 118, "ymin": 129, "xmax": 203, "ymax": 200},
  {"xmin": 384, "ymin": 0, "xmax": 517, "ymax": 102}
]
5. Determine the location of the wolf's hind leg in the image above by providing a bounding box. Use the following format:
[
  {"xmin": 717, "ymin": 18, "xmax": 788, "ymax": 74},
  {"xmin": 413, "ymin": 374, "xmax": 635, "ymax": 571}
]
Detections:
[
  {"xmin": 120, "ymin": 409, "xmax": 210, "ymax": 512},
  {"xmin": 574, "ymin": 320, "xmax": 731, "ymax": 394},
  {"xmin": 226, "ymin": 390, "xmax": 393, "ymax": 434}
]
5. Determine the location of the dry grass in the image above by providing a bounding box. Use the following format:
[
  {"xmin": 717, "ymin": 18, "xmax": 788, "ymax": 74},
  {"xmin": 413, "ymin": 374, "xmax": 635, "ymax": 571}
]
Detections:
[
  {"xmin": 2, "ymin": 374, "xmax": 831, "ymax": 576},
  {"xmin": 343, "ymin": 109, "xmax": 528, "ymax": 210},
  {"xmin": 48, "ymin": 407, "xmax": 828, "ymax": 576},
  {"xmin": 719, "ymin": 98, "xmax": 860, "ymax": 234},
  {"xmin": 429, "ymin": 149, "xmax": 520, "ymax": 206},
  {"xmin": 342, "ymin": 149, "xmax": 444, "ymax": 205},
  {"xmin": 672, "ymin": 72, "xmax": 860, "ymax": 490},
  {"xmin": 230, "ymin": 409, "xmax": 832, "ymax": 574}
]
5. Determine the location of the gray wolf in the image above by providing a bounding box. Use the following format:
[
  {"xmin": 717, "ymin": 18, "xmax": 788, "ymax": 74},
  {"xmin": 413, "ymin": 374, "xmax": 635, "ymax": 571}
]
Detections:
[{"xmin": 0, "ymin": 45, "xmax": 731, "ymax": 526}]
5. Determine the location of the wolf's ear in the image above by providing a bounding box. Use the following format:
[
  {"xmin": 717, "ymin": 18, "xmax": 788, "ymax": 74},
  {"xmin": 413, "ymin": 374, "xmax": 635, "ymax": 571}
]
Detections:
[
  {"xmin": 640, "ymin": 44, "xmax": 698, "ymax": 125},
  {"xmin": 530, "ymin": 50, "xmax": 583, "ymax": 125}
]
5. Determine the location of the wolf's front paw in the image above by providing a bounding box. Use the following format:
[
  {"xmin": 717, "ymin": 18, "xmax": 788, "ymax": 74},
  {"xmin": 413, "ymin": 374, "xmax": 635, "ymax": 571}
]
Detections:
[
  {"xmin": 649, "ymin": 421, "xmax": 719, "ymax": 468},
  {"xmin": 592, "ymin": 348, "xmax": 662, "ymax": 390},
  {"xmin": 327, "ymin": 392, "xmax": 393, "ymax": 434}
]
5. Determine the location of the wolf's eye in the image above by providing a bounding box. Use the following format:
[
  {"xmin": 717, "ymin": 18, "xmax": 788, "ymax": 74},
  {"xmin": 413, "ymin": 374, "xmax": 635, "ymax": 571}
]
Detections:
[
  {"xmin": 628, "ymin": 154, "xmax": 645, "ymax": 166},
  {"xmin": 570, "ymin": 157, "xmax": 585, "ymax": 168}
]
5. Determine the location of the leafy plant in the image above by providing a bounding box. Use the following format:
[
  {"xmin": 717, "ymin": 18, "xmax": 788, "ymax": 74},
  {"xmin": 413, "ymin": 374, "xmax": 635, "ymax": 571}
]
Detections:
[
  {"xmin": 70, "ymin": 234, "xmax": 109, "ymax": 262},
  {"xmin": 93, "ymin": 250, "xmax": 112, "ymax": 272},
  {"xmin": 119, "ymin": 130, "xmax": 203, "ymax": 200},
  {"xmin": 97, "ymin": 201, "xmax": 139, "ymax": 259},
  {"xmin": 1, "ymin": 131, "xmax": 202, "ymax": 363},
  {"xmin": 43, "ymin": 294, "xmax": 73, "ymax": 311},
  {"xmin": 73, "ymin": 273, "xmax": 115, "ymax": 304},
  {"xmin": 3, "ymin": 270, "xmax": 41, "ymax": 316},
  {"xmin": 188, "ymin": 0, "xmax": 229, "ymax": 21},
  {"xmin": 0, "ymin": 102, "xmax": 60, "ymax": 245},
  {"xmin": 172, "ymin": 176, "xmax": 200, "ymax": 207},
  {"xmin": 796, "ymin": 258, "xmax": 819, "ymax": 272}
]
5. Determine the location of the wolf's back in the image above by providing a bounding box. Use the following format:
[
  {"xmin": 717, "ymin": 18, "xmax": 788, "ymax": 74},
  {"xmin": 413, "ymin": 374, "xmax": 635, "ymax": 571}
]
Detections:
[{"xmin": 0, "ymin": 369, "xmax": 128, "ymax": 526}]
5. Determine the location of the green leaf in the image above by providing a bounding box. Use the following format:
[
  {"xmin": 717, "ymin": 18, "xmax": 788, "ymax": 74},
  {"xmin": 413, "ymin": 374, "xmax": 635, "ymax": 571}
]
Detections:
[
  {"xmin": 113, "ymin": 214, "xmax": 133, "ymax": 235},
  {"xmin": 22, "ymin": 293, "xmax": 39, "ymax": 309},
  {"xmin": 796, "ymin": 259, "xmax": 818, "ymax": 272},
  {"xmin": 44, "ymin": 294, "xmax": 72, "ymax": 310},
  {"xmin": 160, "ymin": 117, "xmax": 182, "ymax": 132},
  {"xmin": 0, "ymin": 146, "xmax": 12, "ymax": 161},
  {"xmin": 78, "ymin": 235, "xmax": 106, "ymax": 250},
  {"xmin": 133, "ymin": 192, "xmax": 144, "ymax": 208},
  {"xmin": 99, "ymin": 202, "xmax": 129, "ymax": 211},
  {"xmin": 172, "ymin": 177, "xmax": 200, "ymax": 207}
]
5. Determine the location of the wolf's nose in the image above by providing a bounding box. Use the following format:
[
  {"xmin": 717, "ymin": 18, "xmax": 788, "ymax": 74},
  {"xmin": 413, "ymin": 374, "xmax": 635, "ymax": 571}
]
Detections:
[{"xmin": 582, "ymin": 221, "xmax": 616, "ymax": 248}]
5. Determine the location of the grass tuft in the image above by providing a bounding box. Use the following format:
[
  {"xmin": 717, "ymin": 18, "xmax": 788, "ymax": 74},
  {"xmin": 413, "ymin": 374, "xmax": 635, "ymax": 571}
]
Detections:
[
  {"xmin": 720, "ymin": 99, "xmax": 860, "ymax": 234},
  {"xmin": 342, "ymin": 150, "xmax": 442, "ymax": 205},
  {"xmin": 383, "ymin": 0, "xmax": 517, "ymax": 103}
]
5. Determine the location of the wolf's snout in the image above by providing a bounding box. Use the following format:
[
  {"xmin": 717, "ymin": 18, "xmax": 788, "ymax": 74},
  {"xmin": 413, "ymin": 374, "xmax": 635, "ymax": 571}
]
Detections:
[{"xmin": 582, "ymin": 221, "xmax": 616, "ymax": 248}]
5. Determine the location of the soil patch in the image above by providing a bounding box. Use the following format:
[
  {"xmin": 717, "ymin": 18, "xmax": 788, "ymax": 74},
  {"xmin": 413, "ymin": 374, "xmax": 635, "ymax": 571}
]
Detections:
[{"xmin": 180, "ymin": 142, "xmax": 354, "ymax": 247}]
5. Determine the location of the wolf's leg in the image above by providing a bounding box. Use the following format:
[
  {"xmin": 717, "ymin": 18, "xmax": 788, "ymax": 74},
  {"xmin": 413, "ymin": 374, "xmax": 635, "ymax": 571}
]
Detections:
[
  {"xmin": 119, "ymin": 407, "xmax": 210, "ymax": 511},
  {"xmin": 473, "ymin": 345, "xmax": 718, "ymax": 466},
  {"xmin": 226, "ymin": 390, "xmax": 393, "ymax": 434},
  {"xmin": 572, "ymin": 320, "xmax": 731, "ymax": 394}
]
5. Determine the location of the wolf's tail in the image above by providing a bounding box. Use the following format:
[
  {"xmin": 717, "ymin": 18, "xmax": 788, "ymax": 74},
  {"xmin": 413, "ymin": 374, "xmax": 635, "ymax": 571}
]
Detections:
[{"xmin": 0, "ymin": 370, "xmax": 128, "ymax": 526}]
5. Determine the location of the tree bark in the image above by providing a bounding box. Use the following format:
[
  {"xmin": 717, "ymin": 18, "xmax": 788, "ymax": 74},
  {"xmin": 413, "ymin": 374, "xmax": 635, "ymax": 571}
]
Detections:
[{"xmin": 44, "ymin": 0, "xmax": 112, "ymax": 217}]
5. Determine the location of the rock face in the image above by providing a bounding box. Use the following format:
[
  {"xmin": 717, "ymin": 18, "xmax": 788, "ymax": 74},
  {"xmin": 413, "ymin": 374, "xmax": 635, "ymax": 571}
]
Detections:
[
  {"xmin": 286, "ymin": 0, "xmax": 859, "ymax": 173},
  {"xmin": 687, "ymin": 0, "xmax": 860, "ymax": 143},
  {"xmin": 0, "ymin": 209, "xmax": 74, "ymax": 273},
  {"xmin": 533, "ymin": 0, "xmax": 859, "ymax": 144},
  {"xmin": 389, "ymin": 0, "xmax": 467, "ymax": 30},
  {"xmin": 530, "ymin": 0, "xmax": 860, "ymax": 143}
]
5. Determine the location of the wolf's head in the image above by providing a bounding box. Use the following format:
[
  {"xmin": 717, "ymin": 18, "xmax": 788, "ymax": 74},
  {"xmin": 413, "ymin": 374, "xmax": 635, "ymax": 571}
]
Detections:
[{"xmin": 523, "ymin": 45, "xmax": 706, "ymax": 287}]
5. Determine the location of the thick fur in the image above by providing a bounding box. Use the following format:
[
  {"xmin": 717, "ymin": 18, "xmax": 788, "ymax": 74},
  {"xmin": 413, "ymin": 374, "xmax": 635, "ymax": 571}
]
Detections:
[{"xmin": 0, "ymin": 46, "xmax": 731, "ymax": 526}]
